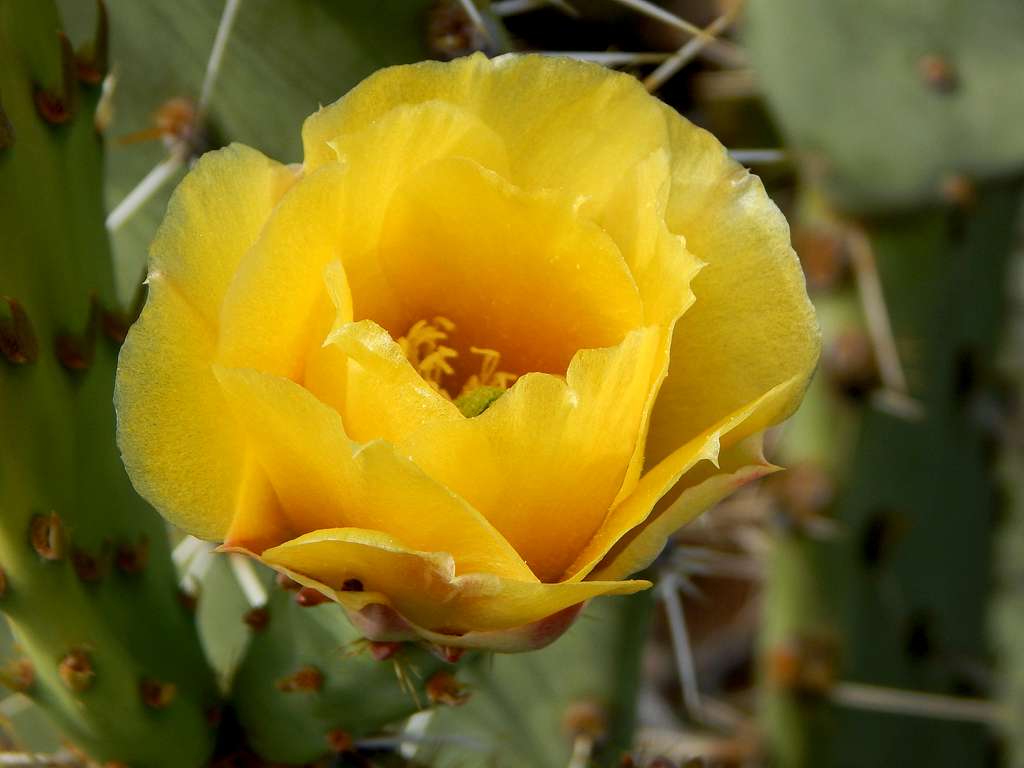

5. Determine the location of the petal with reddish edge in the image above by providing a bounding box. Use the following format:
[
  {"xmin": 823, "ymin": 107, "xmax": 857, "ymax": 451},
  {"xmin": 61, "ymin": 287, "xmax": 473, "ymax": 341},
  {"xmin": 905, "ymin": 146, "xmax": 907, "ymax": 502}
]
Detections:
[
  {"xmin": 258, "ymin": 528, "xmax": 649, "ymax": 636},
  {"xmin": 342, "ymin": 600, "xmax": 586, "ymax": 653},
  {"xmin": 254, "ymin": 564, "xmax": 588, "ymax": 652},
  {"xmin": 213, "ymin": 366, "xmax": 533, "ymax": 581}
]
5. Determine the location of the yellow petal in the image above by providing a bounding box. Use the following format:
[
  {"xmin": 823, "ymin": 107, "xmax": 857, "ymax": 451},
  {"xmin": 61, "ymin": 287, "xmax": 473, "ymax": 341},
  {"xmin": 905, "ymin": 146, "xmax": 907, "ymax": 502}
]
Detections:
[
  {"xmin": 594, "ymin": 149, "xmax": 703, "ymax": 505},
  {"xmin": 326, "ymin": 100, "xmax": 511, "ymax": 249},
  {"xmin": 326, "ymin": 319, "xmax": 461, "ymax": 444},
  {"xmin": 216, "ymin": 162, "xmax": 348, "ymax": 380},
  {"xmin": 375, "ymin": 156, "xmax": 643, "ymax": 379},
  {"xmin": 150, "ymin": 143, "xmax": 296, "ymax": 327},
  {"xmin": 312, "ymin": 100, "xmax": 511, "ymax": 335},
  {"xmin": 259, "ymin": 528, "xmax": 648, "ymax": 634},
  {"xmin": 222, "ymin": 452, "xmax": 295, "ymax": 553},
  {"xmin": 596, "ymin": 149, "xmax": 701, "ymax": 331},
  {"xmin": 297, "ymin": 260, "xmax": 355, "ymax": 416},
  {"xmin": 646, "ymin": 110, "xmax": 821, "ymax": 467},
  {"xmin": 328, "ymin": 99, "xmax": 509, "ymax": 178},
  {"xmin": 303, "ymin": 53, "xmax": 668, "ymax": 213},
  {"xmin": 212, "ymin": 366, "xmax": 533, "ymax": 581},
  {"xmin": 218, "ymin": 101, "xmax": 515, "ymax": 383},
  {"xmin": 117, "ymin": 144, "xmax": 296, "ymax": 541},
  {"xmin": 591, "ymin": 436, "xmax": 777, "ymax": 581},
  {"xmin": 566, "ymin": 376, "xmax": 799, "ymax": 580},
  {"xmin": 115, "ymin": 276, "xmax": 244, "ymax": 539},
  {"xmin": 398, "ymin": 327, "xmax": 661, "ymax": 583}
]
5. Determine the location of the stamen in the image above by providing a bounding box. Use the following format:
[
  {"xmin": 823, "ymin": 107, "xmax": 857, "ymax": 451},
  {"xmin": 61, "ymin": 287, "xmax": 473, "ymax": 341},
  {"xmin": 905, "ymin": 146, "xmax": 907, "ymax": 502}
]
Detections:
[
  {"xmin": 398, "ymin": 316, "xmax": 459, "ymax": 391},
  {"xmin": 396, "ymin": 317, "xmax": 518, "ymax": 405},
  {"xmin": 460, "ymin": 347, "xmax": 518, "ymax": 396}
]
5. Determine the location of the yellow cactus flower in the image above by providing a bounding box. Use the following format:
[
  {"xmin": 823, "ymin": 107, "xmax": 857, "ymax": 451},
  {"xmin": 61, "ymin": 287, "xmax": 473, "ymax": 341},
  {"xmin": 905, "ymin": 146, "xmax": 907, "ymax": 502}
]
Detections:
[{"xmin": 115, "ymin": 54, "xmax": 819, "ymax": 652}]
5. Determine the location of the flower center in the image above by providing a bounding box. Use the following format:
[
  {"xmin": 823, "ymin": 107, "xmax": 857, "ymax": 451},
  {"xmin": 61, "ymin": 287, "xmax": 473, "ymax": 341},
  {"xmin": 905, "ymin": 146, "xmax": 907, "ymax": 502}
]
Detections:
[{"xmin": 397, "ymin": 316, "xmax": 517, "ymax": 412}]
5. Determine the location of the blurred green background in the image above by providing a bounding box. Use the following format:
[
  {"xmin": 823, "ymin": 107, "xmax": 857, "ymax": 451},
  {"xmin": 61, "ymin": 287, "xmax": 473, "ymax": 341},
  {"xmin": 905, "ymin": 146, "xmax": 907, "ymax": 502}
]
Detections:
[{"xmin": 2, "ymin": 1, "xmax": 1023, "ymax": 766}]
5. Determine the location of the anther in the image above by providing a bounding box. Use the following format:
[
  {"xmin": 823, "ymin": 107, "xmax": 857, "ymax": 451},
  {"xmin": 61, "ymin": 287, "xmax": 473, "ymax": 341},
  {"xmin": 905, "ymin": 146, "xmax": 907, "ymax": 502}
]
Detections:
[
  {"xmin": 398, "ymin": 316, "xmax": 516, "ymax": 401},
  {"xmin": 399, "ymin": 316, "xmax": 459, "ymax": 391}
]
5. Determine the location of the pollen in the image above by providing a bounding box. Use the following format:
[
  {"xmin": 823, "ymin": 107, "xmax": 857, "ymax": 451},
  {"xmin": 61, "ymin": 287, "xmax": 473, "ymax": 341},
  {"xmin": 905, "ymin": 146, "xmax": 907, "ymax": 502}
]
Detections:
[{"xmin": 397, "ymin": 316, "xmax": 517, "ymax": 402}]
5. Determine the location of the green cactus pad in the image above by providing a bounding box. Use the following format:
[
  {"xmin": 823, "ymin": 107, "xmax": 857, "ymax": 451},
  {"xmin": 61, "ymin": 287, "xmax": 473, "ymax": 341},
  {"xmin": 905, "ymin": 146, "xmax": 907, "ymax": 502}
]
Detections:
[
  {"xmin": 424, "ymin": 592, "xmax": 655, "ymax": 768},
  {"xmin": 229, "ymin": 580, "xmax": 447, "ymax": 764},
  {"xmin": 745, "ymin": 0, "xmax": 1024, "ymax": 212},
  {"xmin": 0, "ymin": 3, "xmax": 218, "ymax": 765}
]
